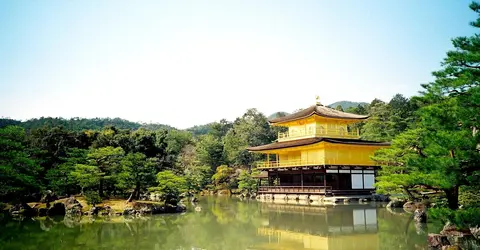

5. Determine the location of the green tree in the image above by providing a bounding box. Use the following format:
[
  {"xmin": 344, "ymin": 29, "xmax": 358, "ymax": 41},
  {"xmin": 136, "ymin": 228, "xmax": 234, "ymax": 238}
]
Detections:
[
  {"xmin": 196, "ymin": 134, "xmax": 225, "ymax": 170},
  {"xmin": 374, "ymin": 3, "xmax": 480, "ymax": 209},
  {"xmin": 0, "ymin": 126, "xmax": 41, "ymax": 201},
  {"xmin": 120, "ymin": 152, "xmax": 156, "ymax": 202},
  {"xmin": 150, "ymin": 170, "xmax": 187, "ymax": 205},
  {"xmin": 223, "ymin": 109, "xmax": 275, "ymax": 167},
  {"xmin": 237, "ymin": 169, "xmax": 259, "ymax": 194},
  {"xmin": 83, "ymin": 146, "xmax": 124, "ymax": 197},
  {"xmin": 212, "ymin": 165, "xmax": 237, "ymax": 192},
  {"xmin": 184, "ymin": 165, "xmax": 212, "ymax": 193},
  {"xmin": 335, "ymin": 105, "xmax": 344, "ymax": 111},
  {"xmin": 28, "ymin": 126, "xmax": 83, "ymax": 186},
  {"xmin": 70, "ymin": 164, "xmax": 101, "ymax": 193},
  {"xmin": 45, "ymin": 148, "xmax": 87, "ymax": 195},
  {"xmin": 361, "ymin": 100, "xmax": 396, "ymax": 141},
  {"xmin": 208, "ymin": 119, "xmax": 233, "ymax": 138}
]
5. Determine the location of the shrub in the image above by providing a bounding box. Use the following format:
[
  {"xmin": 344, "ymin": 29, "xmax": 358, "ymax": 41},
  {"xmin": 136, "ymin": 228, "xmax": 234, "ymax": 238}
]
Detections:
[
  {"xmin": 429, "ymin": 207, "xmax": 480, "ymax": 229},
  {"xmin": 84, "ymin": 191, "xmax": 102, "ymax": 206},
  {"xmin": 149, "ymin": 171, "xmax": 187, "ymax": 206}
]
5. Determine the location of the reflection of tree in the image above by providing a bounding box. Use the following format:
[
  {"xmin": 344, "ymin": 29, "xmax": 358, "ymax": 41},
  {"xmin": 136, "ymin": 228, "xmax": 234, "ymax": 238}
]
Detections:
[
  {"xmin": 0, "ymin": 197, "xmax": 267, "ymax": 250},
  {"xmin": 0, "ymin": 199, "xmax": 441, "ymax": 250},
  {"xmin": 377, "ymin": 209, "xmax": 427, "ymax": 250}
]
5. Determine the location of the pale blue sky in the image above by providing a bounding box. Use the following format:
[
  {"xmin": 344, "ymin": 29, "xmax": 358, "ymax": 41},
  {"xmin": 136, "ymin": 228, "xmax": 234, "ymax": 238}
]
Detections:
[{"xmin": 0, "ymin": 0, "xmax": 476, "ymax": 128}]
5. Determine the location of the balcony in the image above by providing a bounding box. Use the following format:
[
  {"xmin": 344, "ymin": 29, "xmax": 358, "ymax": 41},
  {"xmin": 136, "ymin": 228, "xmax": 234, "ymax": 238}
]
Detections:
[
  {"xmin": 278, "ymin": 127, "xmax": 359, "ymax": 142},
  {"xmin": 258, "ymin": 186, "xmax": 332, "ymax": 195},
  {"xmin": 256, "ymin": 159, "xmax": 323, "ymax": 169},
  {"xmin": 255, "ymin": 159, "xmax": 350, "ymax": 169}
]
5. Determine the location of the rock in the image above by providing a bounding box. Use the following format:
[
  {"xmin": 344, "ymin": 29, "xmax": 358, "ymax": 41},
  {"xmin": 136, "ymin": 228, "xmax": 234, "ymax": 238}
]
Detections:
[
  {"xmin": 403, "ymin": 201, "xmax": 416, "ymax": 211},
  {"xmin": 63, "ymin": 196, "xmax": 83, "ymax": 216},
  {"xmin": 103, "ymin": 205, "xmax": 112, "ymax": 216},
  {"xmin": 414, "ymin": 209, "xmax": 427, "ymax": 223},
  {"xmin": 47, "ymin": 202, "xmax": 65, "ymax": 216},
  {"xmin": 441, "ymin": 222, "xmax": 471, "ymax": 237},
  {"xmin": 176, "ymin": 203, "xmax": 187, "ymax": 213},
  {"xmin": 372, "ymin": 194, "xmax": 390, "ymax": 202},
  {"xmin": 470, "ymin": 226, "xmax": 480, "ymax": 239},
  {"xmin": 41, "ymin": 190, "xmax": 58, "ymax": 204},
  {"xmin": 441, "ymin": 246, "xmax": 461, "ymax": 250},
  {"xmin": 151, "ymin": 205, "xmax": 165, "ymax": 214},
  {"xmin": 386, "ymin": 199, "xmax": 405, "ymax": 208},
  {"xmin": 9, "ymin": 203, "xmax": 36, "ymax": 216},
  {"xmin": 217, "ymin": 190, "xmax": 230, "ymax": 196},
  {"xmin": 441, "ymin": 222, "xmax": 460, "ymax": 236},
  {"xmin": 428, "ymin": 233, "xmax": 451, "ymax": 249},
  {"xmin": 38, "ymin": 208, "xmax": 48, "ymax": 217},
  {"xmin": 123, "ymin": 206, "xmax": 136, "ymax": 215},
  {"xmin": 138, "ymin": 206, "xmax": 152, "ymax": 215},
  {"xmin": 90, "ymin": 206, "xmax": 101, "ymax": 216}
]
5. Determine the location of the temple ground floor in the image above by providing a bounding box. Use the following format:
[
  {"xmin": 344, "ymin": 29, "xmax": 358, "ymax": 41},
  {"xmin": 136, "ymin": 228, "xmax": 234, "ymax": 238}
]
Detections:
[{"xmin": 257, "ymin": 165, "xmax": 378, "ymax": 198}]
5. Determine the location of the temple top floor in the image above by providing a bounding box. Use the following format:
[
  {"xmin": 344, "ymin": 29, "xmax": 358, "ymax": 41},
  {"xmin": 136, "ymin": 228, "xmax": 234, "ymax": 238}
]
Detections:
[{"xmin": 269, "ymin": 103, "xmax": 368, "ymax": 141}]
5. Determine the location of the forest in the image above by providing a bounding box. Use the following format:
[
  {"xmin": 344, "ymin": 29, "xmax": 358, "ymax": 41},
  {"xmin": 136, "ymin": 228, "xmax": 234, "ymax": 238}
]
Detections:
[{"xmin": 1, "ymin": 1, "xmax": 480, "ymax": 227}]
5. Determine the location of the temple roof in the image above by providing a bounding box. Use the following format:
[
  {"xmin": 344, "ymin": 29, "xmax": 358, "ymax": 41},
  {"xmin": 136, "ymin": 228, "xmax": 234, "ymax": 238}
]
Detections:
[
  {"xmin": 247, "ymin": 137, "xmax": 390, "ymax": 152},
  {"xmin": 269, "ymin": 104, "xmax": 368, "ymax": 124}
]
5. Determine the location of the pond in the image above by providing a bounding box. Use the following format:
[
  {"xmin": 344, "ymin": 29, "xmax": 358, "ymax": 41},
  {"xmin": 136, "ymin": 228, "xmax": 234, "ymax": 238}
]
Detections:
[{"xmin": 0, "ymin": 197, "xmax": 441, "ymax": 250}]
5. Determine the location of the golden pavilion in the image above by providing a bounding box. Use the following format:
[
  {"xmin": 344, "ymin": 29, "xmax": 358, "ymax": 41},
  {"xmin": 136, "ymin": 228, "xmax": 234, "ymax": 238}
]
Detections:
[{"xmin": 248, "ymin": 99, "xmax": 389, "ymax": 198}]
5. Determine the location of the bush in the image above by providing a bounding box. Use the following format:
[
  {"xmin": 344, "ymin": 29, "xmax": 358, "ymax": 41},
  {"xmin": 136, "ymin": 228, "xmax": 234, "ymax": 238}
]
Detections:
[
  {"xmin": 429, "ymin": 207, "xmax": 480, "ymax": 229},
  {"xmin": 238, "ymin": 170, "xmax": 258, "ymax": 194},
  {"xmin": 459, "ymin": 186, "xmax": 480, "ymax": 208},
  {"xmin": 149, "ymin": 171, "xmax": 187, "ymax": 206},
  {"xmin": 84, "ymin": 191, "xmax": 102, "ymax": 206}
]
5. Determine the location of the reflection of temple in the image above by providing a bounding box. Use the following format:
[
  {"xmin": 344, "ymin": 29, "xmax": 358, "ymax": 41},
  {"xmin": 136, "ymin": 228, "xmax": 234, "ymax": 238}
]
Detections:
[{"xmin": 253, "ymin": 204, "xmax": 379, "ymax": 250}]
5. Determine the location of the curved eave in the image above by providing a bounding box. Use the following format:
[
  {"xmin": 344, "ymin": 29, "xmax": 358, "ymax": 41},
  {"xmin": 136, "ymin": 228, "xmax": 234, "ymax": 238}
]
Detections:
[
  {"xmin": 268, "ymin": 105, "xmax": 369, "ymax": 125},
  {"xmin": 269, "ymin": 113, "xmax": 369, "ymax": 126},
  {"xmin": 247, "ymin": 137, "xmax": 390, "ymax": 152}
]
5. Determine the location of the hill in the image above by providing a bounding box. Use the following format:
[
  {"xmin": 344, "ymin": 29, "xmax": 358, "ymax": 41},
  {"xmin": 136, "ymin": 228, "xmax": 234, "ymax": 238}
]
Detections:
[
  {"xmin": 0, "ymin": 117, "xmax": 175, "ymax": 131},
  {"xmin": 328, "ymin": 101, "xmax": 368, "ymax": 110},
  {"xmin": 186, "ymin": 123, "xmax": 212, "ymax": 136},
  {"xmin": 267, "ymin": 111, "xmax": 290, "ymax": 120}
]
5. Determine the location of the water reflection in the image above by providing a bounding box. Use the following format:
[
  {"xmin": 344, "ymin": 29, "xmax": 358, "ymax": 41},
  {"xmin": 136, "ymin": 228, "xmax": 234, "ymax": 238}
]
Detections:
[
  {"xmin": 0, "ymin": 197, "xmax": 431, "ymax": 250},
  {"xmin": 256, "ymin": 203, "xmax": 379, "ymax": 250}
]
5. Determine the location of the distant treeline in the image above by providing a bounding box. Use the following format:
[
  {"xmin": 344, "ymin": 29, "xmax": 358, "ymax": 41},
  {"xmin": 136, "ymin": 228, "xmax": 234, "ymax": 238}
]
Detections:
[{"xmin": 0, "ymin": 117, "xmax": 174, "ymax": 132}]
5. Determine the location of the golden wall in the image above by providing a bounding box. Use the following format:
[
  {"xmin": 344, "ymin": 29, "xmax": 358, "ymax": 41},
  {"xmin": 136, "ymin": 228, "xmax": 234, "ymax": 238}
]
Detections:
[{"xmin": 275, "ymin": 142, "xmax": 382, "ymax": 166}]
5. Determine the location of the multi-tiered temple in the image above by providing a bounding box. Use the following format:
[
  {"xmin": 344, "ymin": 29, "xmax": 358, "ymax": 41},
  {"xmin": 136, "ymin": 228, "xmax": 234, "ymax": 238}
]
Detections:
[{"xmin": 248, "ymin": 100, "xmax": 389, "ymax": 199}]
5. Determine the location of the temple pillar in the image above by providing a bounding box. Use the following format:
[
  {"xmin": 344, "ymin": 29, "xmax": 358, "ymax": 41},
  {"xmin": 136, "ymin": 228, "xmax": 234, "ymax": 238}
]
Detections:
[
  {"xmin": 323, "ymin": 170, "xmax": 327, "ymax": 187},
  {"xmin": 301, "ymin": 169, "xmax": 304, "ymax": 187}
]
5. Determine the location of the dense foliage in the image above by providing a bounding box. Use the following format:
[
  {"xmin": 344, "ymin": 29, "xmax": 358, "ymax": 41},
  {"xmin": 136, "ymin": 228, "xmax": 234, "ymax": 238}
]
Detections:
[
  {"xmin": 0, "ymin": 108, "xmax": 281, "ymax": 203},
  {"xmin": 0, "ymin": 117, "xmax": 173, "ymax": 131},
  {"xmin": 372, "ymin": 2, "xmax": 480, "ymax": 211}
]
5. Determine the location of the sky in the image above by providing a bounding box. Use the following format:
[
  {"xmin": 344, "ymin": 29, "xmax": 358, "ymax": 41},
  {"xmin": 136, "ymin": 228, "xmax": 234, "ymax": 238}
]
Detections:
[{"xmin": 0, "ymin": 0, "xmax": 477, "ymax": 129}]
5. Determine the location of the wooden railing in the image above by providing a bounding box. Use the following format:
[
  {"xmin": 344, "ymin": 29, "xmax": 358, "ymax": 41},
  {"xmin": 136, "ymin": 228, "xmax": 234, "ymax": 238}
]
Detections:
[
  {"xmin": 258, "ymin": 186, "xmax": 332, "ymax": 195},
  {"xmin": 278, "ymin": 127, "xmax": 359, "ymax": 141},
  {"xmin": 256, "ymin": 159, "xmax": 324, "ymax": 169}
]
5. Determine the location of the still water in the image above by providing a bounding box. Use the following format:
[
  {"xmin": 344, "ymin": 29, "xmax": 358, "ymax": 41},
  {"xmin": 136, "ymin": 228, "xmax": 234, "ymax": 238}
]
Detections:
[{"xmin": 0, "ymin": 197, "xmax": 440, "ymax": 250}]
